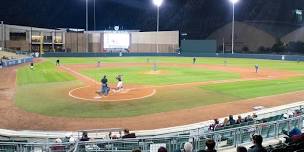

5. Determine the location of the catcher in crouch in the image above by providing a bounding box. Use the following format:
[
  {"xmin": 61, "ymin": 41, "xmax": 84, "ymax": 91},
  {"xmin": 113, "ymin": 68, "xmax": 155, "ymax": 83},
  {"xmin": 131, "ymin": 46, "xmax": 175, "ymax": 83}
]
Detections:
[{"xmin": 115, "ymin": 75, "xmax": 124, "ymax": 92}]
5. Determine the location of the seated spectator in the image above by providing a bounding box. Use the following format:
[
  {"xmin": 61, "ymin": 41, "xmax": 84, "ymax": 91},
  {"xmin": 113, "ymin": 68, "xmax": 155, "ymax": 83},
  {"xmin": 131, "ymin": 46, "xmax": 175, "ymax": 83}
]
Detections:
[
  {"xmin": 229, "ymin": 115, "xmax": 236, "ymax": 125},
  {"xmin": 132, "ymin": 149, "xmax": 141, "ymax": 152},
  {"xmin": 248, "ymin": 135, "xmax": 267, "ymax": 152},
  {"xmin": 283, "ymin": 127, "xmax": 304, "ymax": 143},
  {"xmin": 80, "ymin": 131, "xmax": 90, "ymax": 141},
  {"xmin": 290, "ymin": 133, "xmax": 304, "ymax": 142},
  {"xmin": 198, "ymin": 139, "xmax": 216, "ymax": 152},
  {"xmin": 222, "ymin": 118, "xmax": 229, "ymax": 126},
  {"xmin": 283, "ymin": 127, "xmax": 302, "ymax": 137},
  {"xmin": 236, "ymin": 115, "xmax": 244, "ymax": 124},
  {"xmin": 237, "ymin": 146, "xmax": 247, "ymax": 152},
  {"xmin": 158, "ymin": 146, "xmax": 168, "ymax": 152},
  {"xmin": 209, "ymin": 118, "xmax": 220, "ymax": 131},
  {"xmin": 50, "ymin": 138, "xmax": 65, "ymax": 152},
  {"xmin": 122, "ymin": 129, "xmax": 136, "ymax": 138},
  {"xmin": 294, "ymin": 109, "xmax": 302, "ymax": 117},
  {"xmin": 252, "ymin": 113, "xmax": 258, "ymax": 119},
  {"xmin": 244, "ymin": 115, "xmax": 253, "ymax": 122},
  {"xmin": 62, "ymin": 133, "xmax": 72, "ymax": 143},
  {"xmin": 183, "ymin": 142, "xmax": 193, "ymax": 152},
  {"xmin": 283, "ymin": 111, "xmax": 294, "ymax": 119}
]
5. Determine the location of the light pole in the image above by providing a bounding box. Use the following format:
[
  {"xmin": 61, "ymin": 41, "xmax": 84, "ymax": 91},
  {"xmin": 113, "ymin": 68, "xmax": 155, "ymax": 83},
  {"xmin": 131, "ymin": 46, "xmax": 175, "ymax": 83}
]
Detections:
[
  {"xmin": 86, "ymin": 0, "xmax": 88, "ymax": 31},
  {"xmin": 85, "ymin": 0, "xmax": 89, "ymax": 52},
  {"xmin": 94, "ymin": 0, "xmax": 96, "ymax": 31},
  {"xmin": 153, "ymin": 0, "xmax": 163, "ymax": 53},
  {"xmin": 229, "ymin": 0, "xmax": 239, "ymax": 54}
]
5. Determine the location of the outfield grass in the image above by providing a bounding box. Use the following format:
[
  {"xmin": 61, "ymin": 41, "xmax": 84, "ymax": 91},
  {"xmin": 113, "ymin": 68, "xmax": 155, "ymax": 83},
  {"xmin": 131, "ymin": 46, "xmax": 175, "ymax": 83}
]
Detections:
[
  {"xmin": 17, "ymin": 61, "xmax": 75, "ymax": 85},
  {"xmin": 13, "ymin": 57, "xmax": 304, "ymax": 118},
  {"xmin": 48, "ymin": 57, "xmax": 304, "ymax": 73},
  {"xmin": 201, "ymin": 77, "xmax": 304, "ymax": 99},
  {"xmin": 81, "ymin": 66, "xmax": 240, "ymax": 85}
]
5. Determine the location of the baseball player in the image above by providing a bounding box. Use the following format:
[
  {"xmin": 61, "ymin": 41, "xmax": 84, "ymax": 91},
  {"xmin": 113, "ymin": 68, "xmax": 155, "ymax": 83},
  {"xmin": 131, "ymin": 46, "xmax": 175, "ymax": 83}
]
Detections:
[
  {"xmin": 255, "ymin": 64, "xmax": 259, "ymax": 73},
  {"xmin": 115, "ymin": 75, "xmax": 123, "ymax": 92}
]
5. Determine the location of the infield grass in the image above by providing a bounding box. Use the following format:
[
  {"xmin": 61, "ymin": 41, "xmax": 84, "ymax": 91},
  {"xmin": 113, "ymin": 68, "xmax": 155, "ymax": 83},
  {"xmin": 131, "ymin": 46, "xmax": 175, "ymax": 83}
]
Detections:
[{"xmin": 81, "ymin": 66, "xmax": 240, "ymax": 85}]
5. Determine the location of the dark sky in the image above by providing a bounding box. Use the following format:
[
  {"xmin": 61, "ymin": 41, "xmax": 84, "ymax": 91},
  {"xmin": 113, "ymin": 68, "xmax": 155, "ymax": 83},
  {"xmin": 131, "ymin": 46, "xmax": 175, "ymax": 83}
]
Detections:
[{"xmin": 1, "ymin": 0, "xmax": 304, "ymax": 38}]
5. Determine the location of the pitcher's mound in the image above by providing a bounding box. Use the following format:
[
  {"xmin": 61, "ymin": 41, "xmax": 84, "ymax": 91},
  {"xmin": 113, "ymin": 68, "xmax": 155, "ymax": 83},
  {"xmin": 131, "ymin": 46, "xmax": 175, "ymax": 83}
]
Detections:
[
  {"xmin": 69, "ymin": 84, "xmax": 156, "ymax": 102},
  {"xmin": 143, "ymin": 70, "xmax": 169, "ymax": 75}
]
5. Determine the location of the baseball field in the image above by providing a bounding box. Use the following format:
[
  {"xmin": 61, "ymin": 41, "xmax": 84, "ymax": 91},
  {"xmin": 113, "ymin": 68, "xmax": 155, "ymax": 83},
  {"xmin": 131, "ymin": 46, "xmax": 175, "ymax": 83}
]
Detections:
[{"xmin": 3, "ymin": 57, "xmax": 304, "ymax": 130}]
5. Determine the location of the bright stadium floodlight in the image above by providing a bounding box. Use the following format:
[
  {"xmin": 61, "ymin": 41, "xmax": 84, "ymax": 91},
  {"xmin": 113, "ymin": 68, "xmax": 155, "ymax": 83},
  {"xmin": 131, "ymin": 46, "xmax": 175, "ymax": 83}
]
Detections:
[
  {"xmin": 153, "ymin": 0, "xmax": 163, "ymax": 53},
  {"xmin": 153, "ymin": 0, "xmax": 163, "ymax": 7},
  {"xmin": 229, "ymin": 0, "xmax": 239, "ymax": 54},
  {"xmin": 229, "ymin": 0, "xmax": 239, "ymax": 4}
]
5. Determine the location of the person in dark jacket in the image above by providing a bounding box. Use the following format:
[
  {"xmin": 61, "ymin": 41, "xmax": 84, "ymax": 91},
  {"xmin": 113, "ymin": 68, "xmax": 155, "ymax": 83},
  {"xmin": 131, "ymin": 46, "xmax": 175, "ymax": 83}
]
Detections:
[
  {"xmin": 198, "ymin": 139, "xmax": 217, "ymax": 152},
  {"xmin": 248, "ymin": 135, "xmax": 267, "ymax": 152},
  {"xmin": 100, "ymin": 75, "xmax": 109, "ymax": 96}
]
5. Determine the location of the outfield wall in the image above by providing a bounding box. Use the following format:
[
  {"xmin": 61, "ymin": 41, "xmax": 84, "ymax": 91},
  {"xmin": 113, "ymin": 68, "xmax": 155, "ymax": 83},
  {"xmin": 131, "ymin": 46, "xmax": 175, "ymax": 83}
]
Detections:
[{"xmin": 42, "ymin": 52, "xmax": 304, "ymax": 61}]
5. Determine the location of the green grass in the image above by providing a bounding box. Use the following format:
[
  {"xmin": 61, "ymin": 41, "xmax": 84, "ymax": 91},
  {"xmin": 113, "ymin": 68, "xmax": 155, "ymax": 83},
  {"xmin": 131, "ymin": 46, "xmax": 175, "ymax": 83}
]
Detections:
[
  {"xmin": 81, "ymin": 66, "xmax": 240, "ymax": 85},
  {"xmin": 15, "ymin": 82, "xmax": 237, "ymax": 117},
  {"xmin": 201, "ymin": 77, "xmax": 304, "ymax": 99},
  {"xmin": 48, "ymin": 57, "xmax": 304, "ymax": 73},
  {"xmin": 17, "ymin": 61, "xmax": 75, "ymax": 85},
  {"xmin": 13, "ymin": 57, "xmax": 304, "ymax": 118}
]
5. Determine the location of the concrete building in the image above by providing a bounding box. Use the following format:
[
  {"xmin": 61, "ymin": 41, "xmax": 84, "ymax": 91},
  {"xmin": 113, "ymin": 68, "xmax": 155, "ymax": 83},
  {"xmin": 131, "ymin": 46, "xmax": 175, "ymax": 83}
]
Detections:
[
  {"xmin": 0, "ymin": 23, "xmax": 179, "ymax": 53},
  {"xmin": 0, "ymin": 23, "xmax": 65, "ymax": 53}
]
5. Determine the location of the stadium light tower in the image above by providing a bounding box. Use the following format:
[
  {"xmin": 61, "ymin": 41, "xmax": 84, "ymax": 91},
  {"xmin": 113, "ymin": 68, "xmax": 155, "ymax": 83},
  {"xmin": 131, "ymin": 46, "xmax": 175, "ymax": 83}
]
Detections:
[
  {"xmin": 85, "ymin": 0, "xmax": 89, "ymax": 52},
  {"xmin": 229, "ymin": 0, "xmax": 239, "ymax": 54},
  {"xmin": 153, "ymin": 0, "xmax": 163, "ymax": 53},
  {"xmin": 86, "ymin": 0, "xmax": 89, "ymax": 31}
]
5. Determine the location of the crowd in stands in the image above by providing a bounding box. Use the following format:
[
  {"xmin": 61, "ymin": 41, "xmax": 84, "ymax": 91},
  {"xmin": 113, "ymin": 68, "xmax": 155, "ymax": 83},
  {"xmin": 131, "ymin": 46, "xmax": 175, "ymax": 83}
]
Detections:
[
  {"xmin": 6, "ymin": 107, "xmax": 304, "ymax": 152},
  {"xmin": 209, "ymin": 108, "xmax": 304, "ymax": 132},
  {"xmin": 209, "ymin": 114, "xmax": 257, "ymax": 131}
]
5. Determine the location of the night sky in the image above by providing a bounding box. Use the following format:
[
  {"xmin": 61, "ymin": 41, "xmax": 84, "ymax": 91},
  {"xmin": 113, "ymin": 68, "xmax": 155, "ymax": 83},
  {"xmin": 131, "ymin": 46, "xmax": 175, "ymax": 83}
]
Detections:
[{"xmin": 1, "ymin": 0, "xmax": 304, "ymax": 38}]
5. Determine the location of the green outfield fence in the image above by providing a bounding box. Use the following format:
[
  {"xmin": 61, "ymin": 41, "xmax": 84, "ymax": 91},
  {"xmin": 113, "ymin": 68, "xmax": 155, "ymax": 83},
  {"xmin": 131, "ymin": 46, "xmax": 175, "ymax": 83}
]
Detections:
[{"xmin": 42, "ymin": 52, "xmax": 304, "ymax": 62}]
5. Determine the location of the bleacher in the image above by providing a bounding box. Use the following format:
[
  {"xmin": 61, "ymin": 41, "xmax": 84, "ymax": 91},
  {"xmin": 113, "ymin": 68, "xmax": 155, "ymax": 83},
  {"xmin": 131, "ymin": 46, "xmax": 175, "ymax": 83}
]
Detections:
[
  {"xmin": 0, "ymin": 102, "xmax": 303, "ymax": 152},
  {"xmin": 0, "ymin": 48, "xmax": 33, "ymax": 67}
]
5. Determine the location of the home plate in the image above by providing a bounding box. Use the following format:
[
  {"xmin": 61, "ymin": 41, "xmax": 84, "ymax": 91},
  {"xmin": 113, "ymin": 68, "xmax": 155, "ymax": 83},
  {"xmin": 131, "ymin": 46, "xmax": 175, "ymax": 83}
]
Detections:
[{"xmin": 94, "ymin": 96, "xmax": 102, "ymax": 99}]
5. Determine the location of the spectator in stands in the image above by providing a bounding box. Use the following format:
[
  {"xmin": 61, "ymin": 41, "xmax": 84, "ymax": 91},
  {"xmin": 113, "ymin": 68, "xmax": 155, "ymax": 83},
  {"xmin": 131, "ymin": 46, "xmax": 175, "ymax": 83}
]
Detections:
[
  {"xmin": 284, "ymin": 127, "xmax": 302, "ymax": 137},
  {"xmin": 132, "ymin": 149, "xmax": 141, "ymax": 152},
  {"xmin": 229, "ymin": 115, "xmax": 236, "ymax": 125},
  {"xmin": 236, "ymin": 115, "xmax": 244, "ymax": 124},
  {"xmin": 294, "ymin": 109, "xmax": 302, "ymax": 117},
  {"xmin": 62, "ymin": 133, "xmax": 72, "ymax": 143},
  {"xmin": 252, "ymin": 113, "xmax": 258, "ymax": 119},
  {"xmin": 248, "ymin": 135, "xmax": 267, "ymax": 152},
  {"xmin": 122, "ymin": 129, "xmax": 136, "ymax": 138},
  {"xmin": 50, "ymin": 138, "xmax": 64, "ymax": 152},
  {"xmin": 244, "ymin": 115, "xmax": 254, "ymax": 122},
  {"xmin": 183, "ymin": 142, "xmax": 193, "ymax": 152},
  {"xmin": 237, "ymin": 146, "xmax": 247, "ymax": 152},
  {"xmin": 209, "ymin": 118, "xmax": 220, "ymax": 131},
  {"xmin": 198, "ymin": 139, "xmax": 216, "ymax": 152},
  {"xmin": 223, "ymin": 118, "xmax": 229, "ymax": 126},
  {"xmin": 283, "ymin": 127, "xmax": 303, "ymax": 143},
  {"xmin": 80, "ymin": 131, "xmax": 90, "ymax": 141},
  {"xmin": 158, "ymin": 146, "xmax": 168, "ymax": 152},
  {"xmin": 283, "ymin": 111, "xmax": 294, "ymax": 119},
  {"xmin": 290, "ymin": 133, "xmax": 304, "ymax": 142}
]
